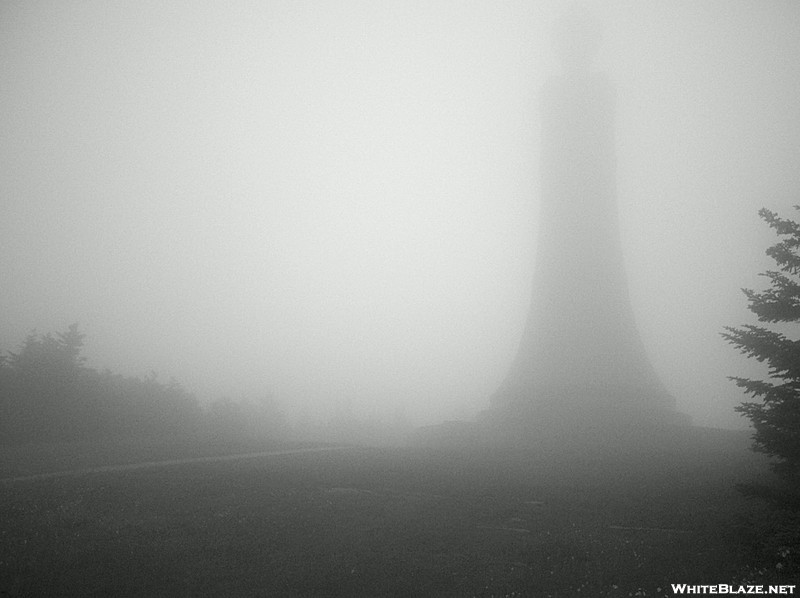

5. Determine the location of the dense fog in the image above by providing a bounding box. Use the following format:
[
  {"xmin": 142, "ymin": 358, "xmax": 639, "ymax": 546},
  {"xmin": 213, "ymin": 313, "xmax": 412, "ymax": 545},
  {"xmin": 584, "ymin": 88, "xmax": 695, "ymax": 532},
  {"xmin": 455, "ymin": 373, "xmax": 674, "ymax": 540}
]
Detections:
[{"xmin": 2, "ymin": 0, "xmax": 800, "ymax": 431}]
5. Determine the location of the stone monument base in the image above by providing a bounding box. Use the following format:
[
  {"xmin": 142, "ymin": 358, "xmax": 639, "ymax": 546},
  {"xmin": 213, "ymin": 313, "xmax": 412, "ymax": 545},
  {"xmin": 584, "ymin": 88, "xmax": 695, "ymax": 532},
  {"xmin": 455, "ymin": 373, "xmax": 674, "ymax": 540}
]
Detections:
[{"xmin": 480, "ymin": 388, "xmax": 691, "ymax": 445}]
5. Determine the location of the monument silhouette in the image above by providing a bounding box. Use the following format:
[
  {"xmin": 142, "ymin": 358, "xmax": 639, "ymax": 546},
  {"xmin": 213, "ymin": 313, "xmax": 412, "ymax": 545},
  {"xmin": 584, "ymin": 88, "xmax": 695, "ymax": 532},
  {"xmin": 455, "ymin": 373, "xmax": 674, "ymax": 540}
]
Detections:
[{"xmin": 485, "ymin": 8, "xmax": 689, "ymax": 436}]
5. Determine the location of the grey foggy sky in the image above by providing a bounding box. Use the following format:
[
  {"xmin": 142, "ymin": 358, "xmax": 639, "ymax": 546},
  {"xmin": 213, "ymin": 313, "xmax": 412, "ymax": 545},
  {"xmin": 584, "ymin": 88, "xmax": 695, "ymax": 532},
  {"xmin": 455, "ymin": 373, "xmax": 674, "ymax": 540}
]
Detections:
[{"xmin": 2, "ymin": 1, "xmax": 800, "ymax": 428}]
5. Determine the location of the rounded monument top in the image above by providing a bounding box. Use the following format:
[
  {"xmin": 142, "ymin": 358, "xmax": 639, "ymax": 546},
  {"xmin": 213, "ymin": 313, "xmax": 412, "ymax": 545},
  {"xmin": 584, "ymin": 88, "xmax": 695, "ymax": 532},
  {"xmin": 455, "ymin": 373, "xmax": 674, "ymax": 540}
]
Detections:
[{"xmin": 553, "ymin": 3, "xmax": 603, "ymax": 72}]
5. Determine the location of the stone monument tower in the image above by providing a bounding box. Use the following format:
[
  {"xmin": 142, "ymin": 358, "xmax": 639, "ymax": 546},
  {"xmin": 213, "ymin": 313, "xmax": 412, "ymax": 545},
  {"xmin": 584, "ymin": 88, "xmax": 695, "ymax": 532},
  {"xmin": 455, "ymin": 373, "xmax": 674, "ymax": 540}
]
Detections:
[{"xmin": 486, "ymin": 8, "xmax": 688, "ymax": 435}]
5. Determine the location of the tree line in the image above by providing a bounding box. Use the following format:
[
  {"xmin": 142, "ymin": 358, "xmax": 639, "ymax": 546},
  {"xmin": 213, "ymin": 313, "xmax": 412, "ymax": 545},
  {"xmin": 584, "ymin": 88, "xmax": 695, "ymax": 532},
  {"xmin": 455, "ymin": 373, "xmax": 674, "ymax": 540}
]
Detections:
[{"xmin": 0, "ymin": 324, "xmax": 283, "ymax": 445}]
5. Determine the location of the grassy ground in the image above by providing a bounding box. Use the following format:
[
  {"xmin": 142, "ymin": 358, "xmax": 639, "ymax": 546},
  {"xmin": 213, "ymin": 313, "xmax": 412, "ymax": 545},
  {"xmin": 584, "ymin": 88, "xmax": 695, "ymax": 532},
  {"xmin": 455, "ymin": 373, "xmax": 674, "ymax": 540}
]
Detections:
[
  {"xmin": 0, "ymin": 429, "xmax": 789, "ymax": 597},
  {"xmin": 0, "ymin": 436, "xmax": 325, "ymax": 481}
]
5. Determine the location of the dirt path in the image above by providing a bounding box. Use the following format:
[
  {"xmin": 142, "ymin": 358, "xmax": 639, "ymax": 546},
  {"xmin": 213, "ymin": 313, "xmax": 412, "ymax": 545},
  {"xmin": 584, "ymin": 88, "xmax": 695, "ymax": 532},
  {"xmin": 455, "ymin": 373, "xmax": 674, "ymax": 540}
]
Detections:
[{"xmin": 0, "ymin": 445, "xmax": 352, "ymax": 484}]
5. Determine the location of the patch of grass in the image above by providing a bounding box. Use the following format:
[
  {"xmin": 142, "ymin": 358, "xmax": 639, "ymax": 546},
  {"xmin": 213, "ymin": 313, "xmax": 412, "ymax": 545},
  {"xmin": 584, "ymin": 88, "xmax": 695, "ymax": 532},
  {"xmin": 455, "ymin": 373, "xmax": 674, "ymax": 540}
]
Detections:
[
  {"xmin": 0, "ymin": 436, "xmax": 329, "ymax": 480},
  {"xmin": 0, "ymin": 431, "xmax": 778, "ymax": 597}
]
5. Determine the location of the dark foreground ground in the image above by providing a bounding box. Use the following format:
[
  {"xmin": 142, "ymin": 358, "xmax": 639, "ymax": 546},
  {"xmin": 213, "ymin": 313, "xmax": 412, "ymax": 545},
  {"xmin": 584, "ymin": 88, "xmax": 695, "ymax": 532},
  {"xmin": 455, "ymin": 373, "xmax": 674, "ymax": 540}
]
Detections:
[{"xmin": 0, "ymin": 428, "xmax": 793, "ymax": 597}]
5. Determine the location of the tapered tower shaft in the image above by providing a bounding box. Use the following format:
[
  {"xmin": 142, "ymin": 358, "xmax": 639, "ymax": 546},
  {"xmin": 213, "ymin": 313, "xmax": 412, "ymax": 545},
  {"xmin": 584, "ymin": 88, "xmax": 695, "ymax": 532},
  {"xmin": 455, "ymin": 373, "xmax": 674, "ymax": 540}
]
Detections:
[{"xmin": 488, "ymin": 10, "xmax": 686, "ymax": 432}]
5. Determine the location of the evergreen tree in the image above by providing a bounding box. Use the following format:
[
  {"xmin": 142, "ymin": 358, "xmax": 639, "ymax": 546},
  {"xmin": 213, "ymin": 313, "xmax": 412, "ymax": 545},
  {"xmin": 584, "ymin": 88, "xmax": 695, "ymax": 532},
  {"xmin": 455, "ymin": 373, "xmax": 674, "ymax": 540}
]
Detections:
[
  {"xmin": 56, "ymin": 323, "xmax": 86, "ymax": 367},
  {"xmin": 723, "ymin": 207, "xmax": 800, "ymax": 485},
  {"xmin": 0, "ymin": 324, "xmax": 202, "ymax": 444}
]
